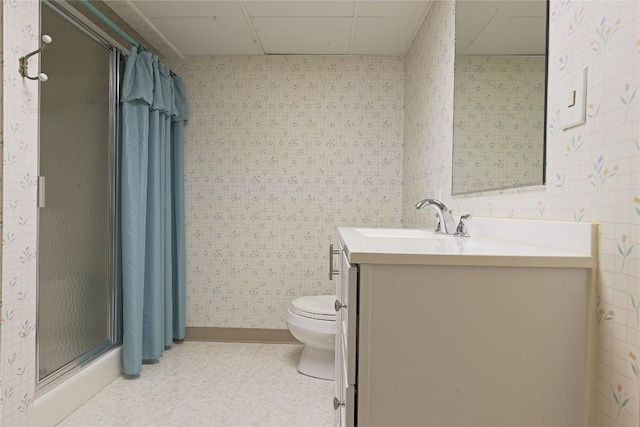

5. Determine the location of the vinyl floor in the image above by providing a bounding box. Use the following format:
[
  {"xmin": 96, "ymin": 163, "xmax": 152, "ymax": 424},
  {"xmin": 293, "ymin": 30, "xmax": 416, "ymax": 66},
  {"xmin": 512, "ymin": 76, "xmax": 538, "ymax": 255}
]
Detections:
[{"xmin": 58, "ymin": 341, "xmax": 334, "ymax": 427}]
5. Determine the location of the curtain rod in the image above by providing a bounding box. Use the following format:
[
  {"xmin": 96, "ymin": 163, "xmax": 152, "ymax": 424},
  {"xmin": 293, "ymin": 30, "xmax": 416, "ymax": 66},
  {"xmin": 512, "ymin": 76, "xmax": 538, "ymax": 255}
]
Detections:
[{"xmin": 76, "ymin": 0, "xmax": 143, "ymax": 51}]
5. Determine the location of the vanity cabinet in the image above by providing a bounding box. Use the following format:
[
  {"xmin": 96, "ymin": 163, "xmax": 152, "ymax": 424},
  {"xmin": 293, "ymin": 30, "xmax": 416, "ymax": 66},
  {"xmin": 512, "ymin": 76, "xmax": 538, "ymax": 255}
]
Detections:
[{"xmin": 333, "ymin": 225, "xmax": 596, "ymax": 427}]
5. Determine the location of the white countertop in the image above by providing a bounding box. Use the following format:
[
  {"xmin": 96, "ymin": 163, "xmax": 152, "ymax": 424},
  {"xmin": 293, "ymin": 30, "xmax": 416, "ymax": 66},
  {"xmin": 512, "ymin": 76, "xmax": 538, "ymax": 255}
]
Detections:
[{"xmin": 338, "ymin": 227, "xmax": 596, "ymax": 268}]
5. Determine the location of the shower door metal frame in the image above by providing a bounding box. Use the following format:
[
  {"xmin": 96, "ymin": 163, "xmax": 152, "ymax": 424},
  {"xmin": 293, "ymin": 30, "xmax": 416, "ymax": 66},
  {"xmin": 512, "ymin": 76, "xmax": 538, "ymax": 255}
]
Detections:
[{"xmin": 35, "ymin": 0, "xmax": 123, "ymax": 396}]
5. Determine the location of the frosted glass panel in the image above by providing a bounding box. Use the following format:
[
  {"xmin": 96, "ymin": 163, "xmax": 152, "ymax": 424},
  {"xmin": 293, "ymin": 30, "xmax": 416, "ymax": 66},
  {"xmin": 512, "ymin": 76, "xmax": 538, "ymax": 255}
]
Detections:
[{"xmin": 38, "ymin": 5, "xmax": 112, "ymax": 381}]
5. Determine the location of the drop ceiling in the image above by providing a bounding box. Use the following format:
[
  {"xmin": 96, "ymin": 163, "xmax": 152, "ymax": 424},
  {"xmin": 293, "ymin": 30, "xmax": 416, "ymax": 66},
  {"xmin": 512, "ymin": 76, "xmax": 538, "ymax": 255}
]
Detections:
[
  {"xmin": 102, "ymin": 0, "xmax": 547, "ymax": 59},
  {"xmin": 104, "ymin": 0, "xmax": 435, "ymax": 58},
  {"xmin": 455, "ymin": 0, "xmax": 547, "ymax": 55}
]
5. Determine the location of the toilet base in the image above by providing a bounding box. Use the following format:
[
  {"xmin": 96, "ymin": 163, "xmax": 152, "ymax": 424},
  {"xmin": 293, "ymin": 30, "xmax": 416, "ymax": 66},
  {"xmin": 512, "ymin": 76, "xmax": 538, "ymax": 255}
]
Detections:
[{"xmin": 297, "ymin": 346, "xmax": 335, "ymax": 381}]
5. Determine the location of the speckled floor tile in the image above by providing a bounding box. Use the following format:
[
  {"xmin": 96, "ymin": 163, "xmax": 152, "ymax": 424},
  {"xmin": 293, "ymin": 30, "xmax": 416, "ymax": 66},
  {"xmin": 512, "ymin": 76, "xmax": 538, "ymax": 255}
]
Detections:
[{"xmin": 57, "ymin": 342, "xmax": 335, "ymax": 427}]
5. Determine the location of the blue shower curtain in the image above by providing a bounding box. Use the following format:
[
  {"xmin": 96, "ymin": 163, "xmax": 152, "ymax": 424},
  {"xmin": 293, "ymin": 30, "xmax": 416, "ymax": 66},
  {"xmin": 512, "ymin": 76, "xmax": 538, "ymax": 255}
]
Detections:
[{"xmin": 120, "ymin": 46, "xmax": 188, "ymax": 376}]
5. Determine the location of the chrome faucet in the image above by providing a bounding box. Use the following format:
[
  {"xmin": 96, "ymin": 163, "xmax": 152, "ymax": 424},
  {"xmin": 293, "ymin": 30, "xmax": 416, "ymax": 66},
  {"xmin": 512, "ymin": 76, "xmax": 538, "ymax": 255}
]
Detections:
[
  {"xmin": 415, "ymin": 199, "xmax": 457, "ymax": 235},
  {"xmin": 454, "ymin": 214, "xmax": 472, "ymax": 237}
]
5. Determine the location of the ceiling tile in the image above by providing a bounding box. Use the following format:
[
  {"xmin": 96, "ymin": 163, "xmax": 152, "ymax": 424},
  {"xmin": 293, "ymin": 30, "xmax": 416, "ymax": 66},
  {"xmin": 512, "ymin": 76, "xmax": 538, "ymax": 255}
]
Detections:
[
  {"xmin": 351, "ymin": 17, "xmax": 420, "ymax": 55},
  {"xmin": 111, "ymin": 0, "xmax": 440, "ymax": 56},
  {"xmin": 357, "ymin": 0, "xmax": 431, "ymax": 18},
  {"xmin": 152, "ymin": 17, "xmax": 263, "ymax": 55},
  {"xmin": 133, "ymin": 1, "xmax": 244, "ymax": 18},
  {"xmin": 465, "ymin": 17, "xmax": 547, "ymax": 55},
  {"xmin": 244, "ymin": 1, "xmax": 355, "ymax": 17},
  {"xmin": 455, "ymin": 1, "xmax": 505, "ymax": 54},
  {"xmin": 252, "ymin": 17, "xmax": 352, "ymax": 54},
  {"xmin": 497, "ymin": 0, "xmax": 547, "ymax": 17},
  {"xmin": 455, "ymin": 1, "xmax": 505, "ymax": 19}
]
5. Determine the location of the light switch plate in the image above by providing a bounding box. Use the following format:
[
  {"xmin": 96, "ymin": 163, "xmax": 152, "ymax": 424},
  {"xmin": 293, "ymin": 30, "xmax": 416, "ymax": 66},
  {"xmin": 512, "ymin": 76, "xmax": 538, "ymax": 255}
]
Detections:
[{"xmin": 562, "ymin": 66, "xmax": 587, "ymax": 130}]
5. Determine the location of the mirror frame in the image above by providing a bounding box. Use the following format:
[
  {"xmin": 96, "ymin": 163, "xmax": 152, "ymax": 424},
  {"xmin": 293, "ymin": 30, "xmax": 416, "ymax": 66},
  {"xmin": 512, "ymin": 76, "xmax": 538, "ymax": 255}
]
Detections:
[{"xmin": 451, "ymin": 0, "xmax": 550, "ymax": 196}]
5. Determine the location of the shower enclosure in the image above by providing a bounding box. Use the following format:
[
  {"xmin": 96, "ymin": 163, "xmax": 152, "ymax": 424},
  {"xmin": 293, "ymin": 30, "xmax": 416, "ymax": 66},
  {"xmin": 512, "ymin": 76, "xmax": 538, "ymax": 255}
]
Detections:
[{"xmin": 37, "ymin": 1, "xmax": 122, "ymax": 393}]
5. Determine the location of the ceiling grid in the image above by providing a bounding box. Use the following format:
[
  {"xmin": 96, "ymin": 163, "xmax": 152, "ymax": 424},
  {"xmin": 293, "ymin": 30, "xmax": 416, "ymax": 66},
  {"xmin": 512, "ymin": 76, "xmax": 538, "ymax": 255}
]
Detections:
[
  {"xmin": 105, "ymin": 0, "xmax": 435, "ymax": 58},
  {"xmin": 103, "ymin": 0, "xmax": 545, "ymax": 58}
]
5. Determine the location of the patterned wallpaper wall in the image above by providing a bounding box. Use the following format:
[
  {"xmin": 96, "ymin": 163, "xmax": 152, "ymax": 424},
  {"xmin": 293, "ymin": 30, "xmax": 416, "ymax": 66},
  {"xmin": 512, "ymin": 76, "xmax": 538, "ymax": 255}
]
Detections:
[
  {"xmin": 0, "ymin": 7, "xmax": 3, "ymax": 423},
  {"xmin": 404, "ymin": 1, "xmax": 639, "ymax": 425},
  {"xmin": 402, "ymin": 0, "xmax": 455, "ymax": 213},
  {"xmin": 1, "ymin": 0, "xmax": 638, "ymax": 426},
  {"xmin": 1, "ymin": 1, "xmax": 40, "ymax": 425},
  {"xmin": 166, "ymin": 56, "xmax": 404, "ymax": 329},
  {"xmin": 452, "ymin": 56, "xmax": 546, "ymax": 194}
]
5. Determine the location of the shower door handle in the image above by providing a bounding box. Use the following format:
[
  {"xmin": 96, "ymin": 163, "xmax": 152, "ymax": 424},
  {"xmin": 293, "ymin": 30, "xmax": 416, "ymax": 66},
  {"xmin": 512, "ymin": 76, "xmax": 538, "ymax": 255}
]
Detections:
[{"xmin": 38, "ymin": 176, "xmax": 46, "ymax": 208}]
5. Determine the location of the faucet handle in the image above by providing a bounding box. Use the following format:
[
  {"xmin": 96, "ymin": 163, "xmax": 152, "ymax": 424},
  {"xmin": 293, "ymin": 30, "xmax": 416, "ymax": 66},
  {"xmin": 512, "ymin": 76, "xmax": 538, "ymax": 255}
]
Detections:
[{"xmin": 454, "ymin": 214, "xmax": 472, "ymax": 237}]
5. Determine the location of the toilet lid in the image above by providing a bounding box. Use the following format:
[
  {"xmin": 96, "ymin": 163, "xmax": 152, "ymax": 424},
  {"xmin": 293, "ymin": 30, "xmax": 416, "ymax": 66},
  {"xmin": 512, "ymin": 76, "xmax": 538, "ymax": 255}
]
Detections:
[{"xmin": 291, "ymin": 295, "xmax": 336, "ymax": 321}]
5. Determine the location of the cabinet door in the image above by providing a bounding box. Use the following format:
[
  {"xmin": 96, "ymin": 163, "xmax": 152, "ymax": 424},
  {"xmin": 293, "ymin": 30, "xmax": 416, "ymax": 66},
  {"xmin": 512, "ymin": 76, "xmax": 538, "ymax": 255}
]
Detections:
[
  {"xmin": 334, "ymin": 247, "xmax": 345, "ymax": 427},
  {"xmin": 341, "ymin": 251, "xmax": 357, "ymax": 386},
  {"xmin": 336, "ymin": 249, "xmax": 357, "ymax": 427}
]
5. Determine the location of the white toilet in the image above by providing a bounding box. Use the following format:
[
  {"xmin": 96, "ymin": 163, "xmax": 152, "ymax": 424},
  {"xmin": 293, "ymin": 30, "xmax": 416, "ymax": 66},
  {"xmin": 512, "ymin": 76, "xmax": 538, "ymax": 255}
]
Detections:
[{"xmin": 286, "ymin": 295, "xmax": 336, "ymax": 380}]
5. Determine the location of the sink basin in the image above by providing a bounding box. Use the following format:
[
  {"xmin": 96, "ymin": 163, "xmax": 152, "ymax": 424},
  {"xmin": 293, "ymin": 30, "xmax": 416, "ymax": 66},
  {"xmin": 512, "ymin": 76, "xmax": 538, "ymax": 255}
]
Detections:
[{"xmin": 355, "ymin": 228, "xmax": 443, "ymax": 239}]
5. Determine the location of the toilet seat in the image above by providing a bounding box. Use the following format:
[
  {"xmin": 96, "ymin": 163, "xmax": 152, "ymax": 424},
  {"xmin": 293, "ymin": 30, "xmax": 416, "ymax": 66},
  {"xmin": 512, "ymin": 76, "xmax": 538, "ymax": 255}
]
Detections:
[{"xmin": 290, "ymin": 295, "xmax": 336, "ymax": 321}]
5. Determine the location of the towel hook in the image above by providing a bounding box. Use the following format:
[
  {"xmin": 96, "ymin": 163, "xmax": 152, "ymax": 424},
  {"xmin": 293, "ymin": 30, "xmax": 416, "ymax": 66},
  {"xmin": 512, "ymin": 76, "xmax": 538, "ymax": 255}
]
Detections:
[{"xmin": 18, "ymin": 34, "xmax": 53, "ymax": 82}]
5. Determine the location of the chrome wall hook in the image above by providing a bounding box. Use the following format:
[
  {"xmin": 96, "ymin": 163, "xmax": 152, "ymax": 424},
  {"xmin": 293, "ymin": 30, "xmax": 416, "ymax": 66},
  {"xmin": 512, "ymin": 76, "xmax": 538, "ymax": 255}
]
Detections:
[{"xmin": 18, "ymin": 34, "xmax": 53, "ymax": 81}]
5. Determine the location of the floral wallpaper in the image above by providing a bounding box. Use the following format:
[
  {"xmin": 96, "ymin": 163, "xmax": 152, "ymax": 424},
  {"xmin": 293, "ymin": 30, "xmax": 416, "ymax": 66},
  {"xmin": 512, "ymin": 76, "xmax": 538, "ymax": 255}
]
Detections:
[
  {"xmin": 452, "ymin": 55, "xmax": 546, "ymax": 194},
  {"xmin": 166, "ymin": 55, "xmax": 404, "ymax": 329},
  {"xmin": 1, "ymin": 0, "xmax": 638, "ymax": 426},
  {"xmin": 404, "ymin": 1, "xmax": 639, "ymax": 425},
  {"xmin": 402, "ymin": 0, "xmax": 455, "ymax": 215},
  {"xmin": 0, "ymin": 8, "xmax": 3, "ymax": 424},
  {"xmin": 1, "ymin": 1, "xmax": 40, "ymax": 425}
]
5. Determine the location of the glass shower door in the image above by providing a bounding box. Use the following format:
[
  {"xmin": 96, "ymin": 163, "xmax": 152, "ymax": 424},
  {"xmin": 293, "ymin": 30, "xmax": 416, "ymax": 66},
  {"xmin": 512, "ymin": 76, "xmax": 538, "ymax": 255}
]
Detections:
[{"xmin": 37, "ymin": 3, "xmax": 117, "ymax": 387}]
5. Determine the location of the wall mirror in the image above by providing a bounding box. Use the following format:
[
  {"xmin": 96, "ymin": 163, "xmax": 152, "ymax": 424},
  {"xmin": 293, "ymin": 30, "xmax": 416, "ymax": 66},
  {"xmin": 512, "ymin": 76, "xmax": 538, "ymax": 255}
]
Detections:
[{"xmin": 452, "ymin": 0, "xmax": 548, "ymax": 195}]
